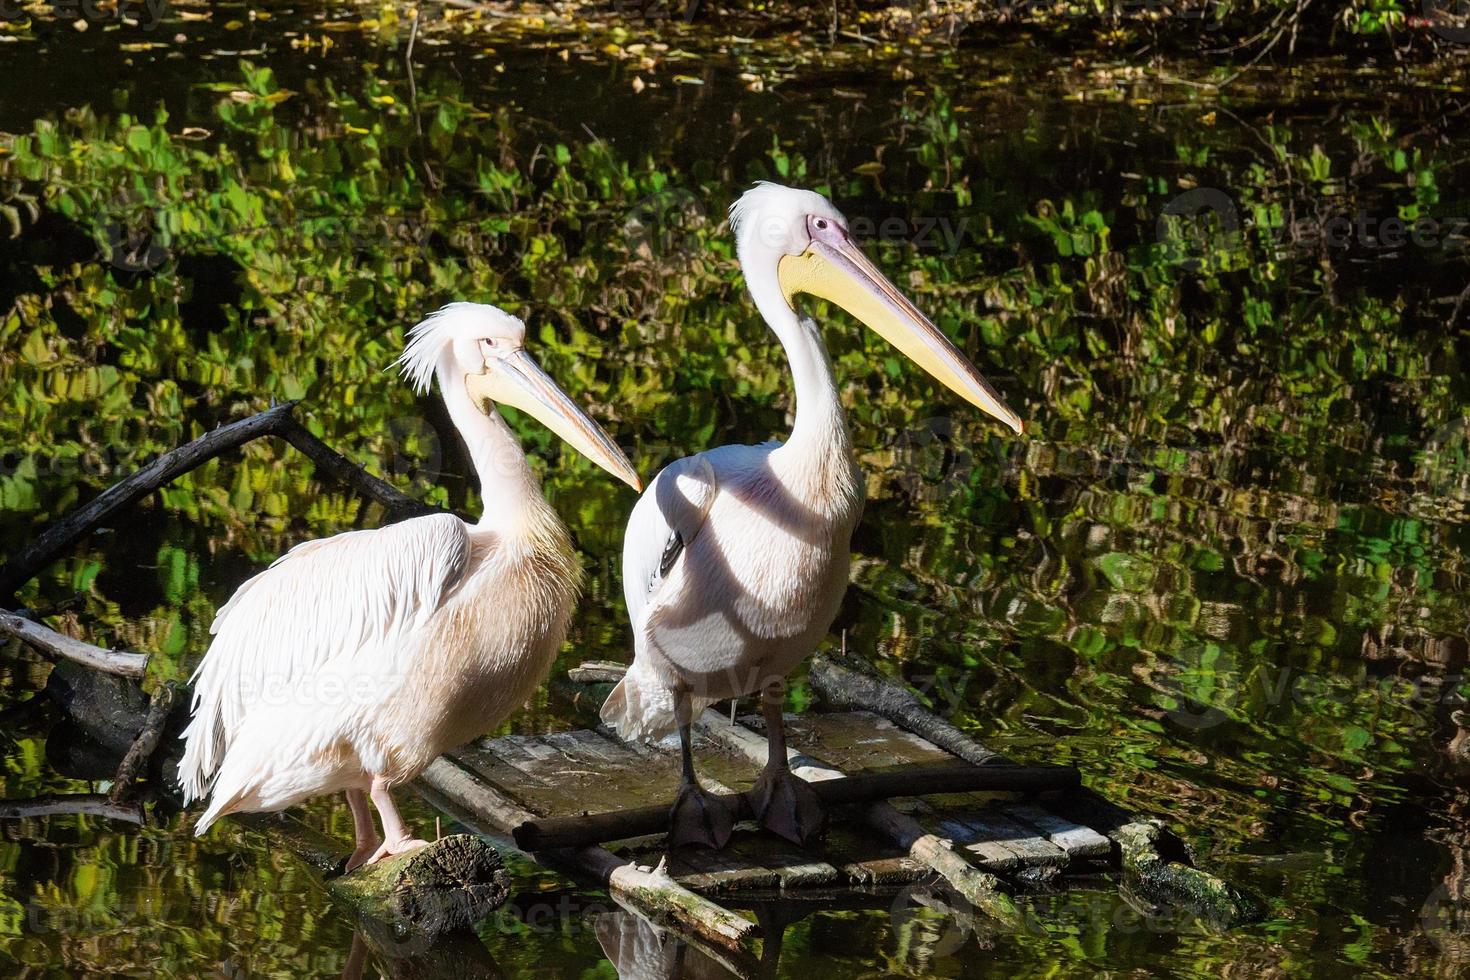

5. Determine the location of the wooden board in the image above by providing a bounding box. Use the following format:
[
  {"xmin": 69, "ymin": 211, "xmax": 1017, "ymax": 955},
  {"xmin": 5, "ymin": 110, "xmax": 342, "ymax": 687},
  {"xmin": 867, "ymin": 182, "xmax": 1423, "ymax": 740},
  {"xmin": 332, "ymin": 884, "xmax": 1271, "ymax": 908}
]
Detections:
[{"xmin": 430, "ymin": 712, "xmax": 1113, "ymax": 896}]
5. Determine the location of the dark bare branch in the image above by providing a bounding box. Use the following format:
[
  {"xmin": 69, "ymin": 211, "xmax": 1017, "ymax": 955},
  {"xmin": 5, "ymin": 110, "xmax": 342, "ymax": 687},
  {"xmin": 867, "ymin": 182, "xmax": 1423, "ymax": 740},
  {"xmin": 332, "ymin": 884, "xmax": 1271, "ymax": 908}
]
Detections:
[
  {"xmin": 0, "ymin": 403, "xmax": 299, "ymax": 599},
  {"xmin": 109, "ymin": 681, "xmax": 180, "ymax": 803},
  {"xmin": 274, "ymin": 413, "xmax": 435, "ymax": 518},
  {"xmin": 0, "ymin": 402, "xmax": 438, "ymax": 603}
]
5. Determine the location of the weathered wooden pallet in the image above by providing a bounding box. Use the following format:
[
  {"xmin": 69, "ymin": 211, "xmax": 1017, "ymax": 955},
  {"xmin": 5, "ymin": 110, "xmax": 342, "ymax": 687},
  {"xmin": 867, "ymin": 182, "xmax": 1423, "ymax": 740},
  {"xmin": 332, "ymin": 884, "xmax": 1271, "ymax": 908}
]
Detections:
[
  {"xmin": 416, "ymin": 655, "xmax": 1261, "ymax": 972},
  {"xmin": 423, "ymin": 709, "xmax": 1110, "ymax": 895}
]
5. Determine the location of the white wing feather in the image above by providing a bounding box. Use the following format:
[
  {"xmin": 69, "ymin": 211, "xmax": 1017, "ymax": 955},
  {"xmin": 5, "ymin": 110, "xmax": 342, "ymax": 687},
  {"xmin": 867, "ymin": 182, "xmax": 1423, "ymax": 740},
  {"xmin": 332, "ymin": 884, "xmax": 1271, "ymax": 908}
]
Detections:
[
  {"xmin": 178, "ymin": 512, "xmax": 472, "ymax": 803},
  {"xmin": 621, "ymin": 453, "xmax": 720, "ymax": 630},
  {"xmin": 605, "ymin": 443, "xmax": 775, "ymax": 740}
]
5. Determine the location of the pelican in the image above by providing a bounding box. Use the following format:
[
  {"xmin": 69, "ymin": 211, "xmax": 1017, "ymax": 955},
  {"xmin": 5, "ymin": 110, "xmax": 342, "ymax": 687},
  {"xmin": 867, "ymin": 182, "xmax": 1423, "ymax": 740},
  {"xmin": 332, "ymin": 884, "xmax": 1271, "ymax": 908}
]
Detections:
[
  {"xmin": 179, "ymin": 302, "xmax": 640, "ymax": 869},
  {"xmin": 602, "ymin": 183, "xmax": 1023, "ymax": 848}
]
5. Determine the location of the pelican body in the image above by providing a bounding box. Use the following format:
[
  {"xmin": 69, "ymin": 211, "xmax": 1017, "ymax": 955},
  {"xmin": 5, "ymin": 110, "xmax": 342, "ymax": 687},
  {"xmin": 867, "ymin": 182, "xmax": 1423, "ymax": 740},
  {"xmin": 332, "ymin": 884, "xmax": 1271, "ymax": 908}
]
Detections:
[
  {"xmin": 179, "ymin": 303, "xmax": 639, "ymax": 869},
  {"xmin": 602, "ymin": 184, "xmax": 1022, "ymax": 848}
]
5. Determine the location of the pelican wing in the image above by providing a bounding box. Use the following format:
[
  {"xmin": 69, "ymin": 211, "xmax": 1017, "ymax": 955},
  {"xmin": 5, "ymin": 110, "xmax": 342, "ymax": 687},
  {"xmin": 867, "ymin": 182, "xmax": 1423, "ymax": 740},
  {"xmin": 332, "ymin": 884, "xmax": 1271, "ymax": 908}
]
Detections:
[
  {"xmin": 607, "ymin": 444, "xmax": 795, "ymax": 740},
  {"xmin": 621, "ymin": 453, "xmax": 720, "ymax": 629},
  {"xmin": 178, "ymin": 512, "xmax": 472, "ymax": 802}
]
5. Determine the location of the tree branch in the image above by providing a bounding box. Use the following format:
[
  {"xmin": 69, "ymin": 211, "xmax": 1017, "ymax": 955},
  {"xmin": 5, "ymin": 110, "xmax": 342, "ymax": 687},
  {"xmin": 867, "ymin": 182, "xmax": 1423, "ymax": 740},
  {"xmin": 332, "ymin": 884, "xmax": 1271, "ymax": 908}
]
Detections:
[
  {"xmin": 109, "ymin": 681, "xmax": 179, "ymax": 802},
  {"xmin": 0, "ymin": 402, "xmax": 437, "ymax": 602},
  {"xmin": 0, "ymin": 793, "xmax": 144, "ymax": 824},
  {"xmin": 0, "ymin": 403, "xmax": 299, "ymax": 599},
  {"xmin": 0, "ymin": 610, "xmax": 150, "ymax": 678}
]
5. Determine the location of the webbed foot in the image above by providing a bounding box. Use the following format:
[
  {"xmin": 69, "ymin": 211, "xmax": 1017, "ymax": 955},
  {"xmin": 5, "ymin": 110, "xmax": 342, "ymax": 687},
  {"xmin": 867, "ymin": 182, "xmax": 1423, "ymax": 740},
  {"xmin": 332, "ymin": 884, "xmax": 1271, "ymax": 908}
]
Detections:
[
  {"xmin": 669, "ymin": 781, "xmax": 735, "ymax": 850},
  {"xmin": 748, "ymin": 766, "xmax": 826, "ymax": 848}
]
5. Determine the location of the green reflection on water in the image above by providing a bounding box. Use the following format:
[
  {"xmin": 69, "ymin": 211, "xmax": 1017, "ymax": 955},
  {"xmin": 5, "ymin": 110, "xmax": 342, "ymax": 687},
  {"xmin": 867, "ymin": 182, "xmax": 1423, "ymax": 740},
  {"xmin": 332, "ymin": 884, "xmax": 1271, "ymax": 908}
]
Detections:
[{"xmin": 3, "ymin": 9, "xmax": 1470, "ymax": 978}]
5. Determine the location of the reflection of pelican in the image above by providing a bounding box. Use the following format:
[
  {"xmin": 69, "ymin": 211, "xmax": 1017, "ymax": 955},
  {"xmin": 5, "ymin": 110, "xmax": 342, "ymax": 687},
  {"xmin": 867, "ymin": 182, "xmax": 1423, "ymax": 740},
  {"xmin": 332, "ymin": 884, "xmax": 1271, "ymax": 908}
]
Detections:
[
  {"xmin": 603, "ymin": 184, "xmax": 1022, "ymax": 847},
  {"xmin": 594, "ymin": 911, "xmax": 734, "ymax": 980},
  {"xmin": 179, "ymin": 303, "xmax": 640, "ymax": 869}
]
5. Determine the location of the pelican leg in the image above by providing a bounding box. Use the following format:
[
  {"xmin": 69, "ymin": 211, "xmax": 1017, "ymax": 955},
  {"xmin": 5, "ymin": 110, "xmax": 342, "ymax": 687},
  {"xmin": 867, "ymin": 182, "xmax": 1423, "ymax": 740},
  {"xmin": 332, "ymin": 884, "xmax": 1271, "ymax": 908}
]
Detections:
[
  {"xmin": 363, "ymin": 775, "xmax": 430, "ymax": 865},
  {"xmin": 748, "ymin": 683, "xmax": 826, "ymax": 847},
  {"xmin": 343, "ymin": 788, "xmax": 383, "ymax": 872},
  {"xmin": 669, "ymin": 709, "xmax": 735, "ymax": 850}
]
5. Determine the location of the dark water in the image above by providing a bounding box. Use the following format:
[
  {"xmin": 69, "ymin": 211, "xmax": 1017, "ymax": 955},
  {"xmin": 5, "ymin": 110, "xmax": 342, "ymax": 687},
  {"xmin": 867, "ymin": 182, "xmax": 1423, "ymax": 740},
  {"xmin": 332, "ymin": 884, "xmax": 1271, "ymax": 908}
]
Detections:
[{"xmin": 3, "ymin": 3, "xmax": 1470, "ymax": 977}]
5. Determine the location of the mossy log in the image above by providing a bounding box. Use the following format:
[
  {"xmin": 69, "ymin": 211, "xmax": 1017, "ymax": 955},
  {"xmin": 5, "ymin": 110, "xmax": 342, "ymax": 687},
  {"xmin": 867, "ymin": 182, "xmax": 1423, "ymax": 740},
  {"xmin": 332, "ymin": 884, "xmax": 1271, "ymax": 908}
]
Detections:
[
  {"xmin": 1103, "ymin": 816, "xmax": 1263, "ymax": 928},
  {"xmin": 255, "ymin": 814, "xmax": 512, "ymax": 935}
]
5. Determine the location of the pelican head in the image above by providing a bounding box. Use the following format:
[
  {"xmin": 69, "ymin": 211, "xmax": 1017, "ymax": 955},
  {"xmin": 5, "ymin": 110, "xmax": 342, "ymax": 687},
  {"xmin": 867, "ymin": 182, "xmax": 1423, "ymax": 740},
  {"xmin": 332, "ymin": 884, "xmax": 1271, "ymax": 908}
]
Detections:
[
  {"xmin": 729, "ymin": 182, "xmax": 1023, "ymax": 434},
  {"xmin": 398, "ymin": 302, "xmax": 641, "ymax": 490}
]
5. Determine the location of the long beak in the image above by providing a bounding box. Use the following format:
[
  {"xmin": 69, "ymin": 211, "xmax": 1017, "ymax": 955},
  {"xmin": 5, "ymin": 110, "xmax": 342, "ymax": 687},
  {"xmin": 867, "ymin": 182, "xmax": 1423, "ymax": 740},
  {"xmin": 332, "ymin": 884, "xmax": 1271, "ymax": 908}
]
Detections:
[
  {"xmin": 777, "ymin": 239, "xmax": 1024, "ymax": 434},
  {"xmin": 465, "ymin": 350, "xmax": 642, "ymax": 491}
]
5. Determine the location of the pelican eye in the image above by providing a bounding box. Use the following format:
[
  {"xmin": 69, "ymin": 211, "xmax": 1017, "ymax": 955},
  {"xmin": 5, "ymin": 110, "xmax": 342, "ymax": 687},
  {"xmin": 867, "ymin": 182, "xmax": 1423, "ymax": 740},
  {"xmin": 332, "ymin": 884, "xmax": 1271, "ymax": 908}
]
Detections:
[{"xmin": 814, "ymin": 218, "xmax": 828, "ymax": 229}]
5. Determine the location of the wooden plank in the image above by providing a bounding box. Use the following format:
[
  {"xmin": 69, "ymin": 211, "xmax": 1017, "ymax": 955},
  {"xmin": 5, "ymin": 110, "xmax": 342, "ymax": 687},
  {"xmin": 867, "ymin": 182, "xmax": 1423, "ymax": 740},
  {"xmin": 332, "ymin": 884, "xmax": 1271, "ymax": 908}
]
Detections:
[
  {"xmin": 694, "ymin": 709, "xmax": 1024, "ymax": 926},
  {"xmin": 932, "ymin": 813, "xmax": 1022, "ymax": 872},
  {"xmin": 1003, "ymin": 803, "xmax": 1112, "ymax": 861},
  {"xmin": 950, "ymin": 810, "xmax": 1068, "ymax": 869},
  {"xmin": 774, "ymin": 710, "xmax": 1094, "ymax": 875},
  {"xmin": 838, "ymin": 855, "xmax": 928, "ymax": 888},
  {"xmin": 421, "ymin": 755, "xmax": 543, "ymax": 831},
  {"xmin": 416, "ymin": 758, "xmax": 763, "ymax": 966},
  {"xmin": 600, "ymin": 724, "xmax": 759, "ymax": 795},
  {"xmin": 454, "ymin": 738, "xmax": 550, "ymax": 787},
  {"xmin": 771, "ymin": 710, "xmax": 959, "ymax": 771},
  {"xmin": 448, "ymin": 741, "xmax": 555, "ymax": 818},
  {"xmin": 665, "ymin": 844, "xmax": 783, "ymax": 895},
  {"xmin": 458, "ymin": 732, "xmax": 676, "ymax": 818},
  {"xmin": 809, "ymin": 655, "xmax": 1007, "ymax": 766},
  {"xmin": 721, "ymin": 834, "xmax": 842, "ymax": 892}
]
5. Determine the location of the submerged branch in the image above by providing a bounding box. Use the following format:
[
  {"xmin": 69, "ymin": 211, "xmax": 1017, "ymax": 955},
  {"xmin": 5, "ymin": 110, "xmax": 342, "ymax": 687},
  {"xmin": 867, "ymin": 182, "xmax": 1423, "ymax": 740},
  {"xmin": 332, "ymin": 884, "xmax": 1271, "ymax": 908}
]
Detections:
[{"xmin": 0, "ymin": 793, "xmax": 145, "ymax": 824}]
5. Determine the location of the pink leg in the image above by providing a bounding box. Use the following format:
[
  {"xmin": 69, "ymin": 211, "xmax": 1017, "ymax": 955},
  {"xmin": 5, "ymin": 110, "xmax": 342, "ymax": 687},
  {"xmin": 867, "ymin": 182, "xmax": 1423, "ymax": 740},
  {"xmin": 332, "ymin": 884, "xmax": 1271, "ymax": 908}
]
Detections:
[
  {"xmin": 364, "ymin": 775, "xmax": 429, "ymax": 865},
  {"xmin": 344, "ymin": 788, "xmax": 382, "ymax": 872}
]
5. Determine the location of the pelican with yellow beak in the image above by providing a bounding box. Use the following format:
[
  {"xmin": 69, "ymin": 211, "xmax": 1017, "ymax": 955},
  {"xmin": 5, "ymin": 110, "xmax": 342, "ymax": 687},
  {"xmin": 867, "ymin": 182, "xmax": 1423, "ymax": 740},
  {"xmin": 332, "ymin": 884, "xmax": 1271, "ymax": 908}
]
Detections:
[
  {"xmin": 179, "ymin": 302, "xmax": 640, "ymax": 869},
  {"xmin": 602, "ymin": 184, "xmax": 1022, "ymax": 848}
]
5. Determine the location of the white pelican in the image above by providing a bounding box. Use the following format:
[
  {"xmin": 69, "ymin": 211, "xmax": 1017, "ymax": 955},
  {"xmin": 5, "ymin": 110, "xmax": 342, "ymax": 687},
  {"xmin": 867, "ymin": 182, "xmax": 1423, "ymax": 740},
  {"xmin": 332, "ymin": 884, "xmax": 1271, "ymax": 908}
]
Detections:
[
  {"xmin": 179, "ymin": 302, "xmax": 640, "ymax": 869},
  {"xmin": 602, "ymin": 183, "xmax": 1023, "ymax": 848}
]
